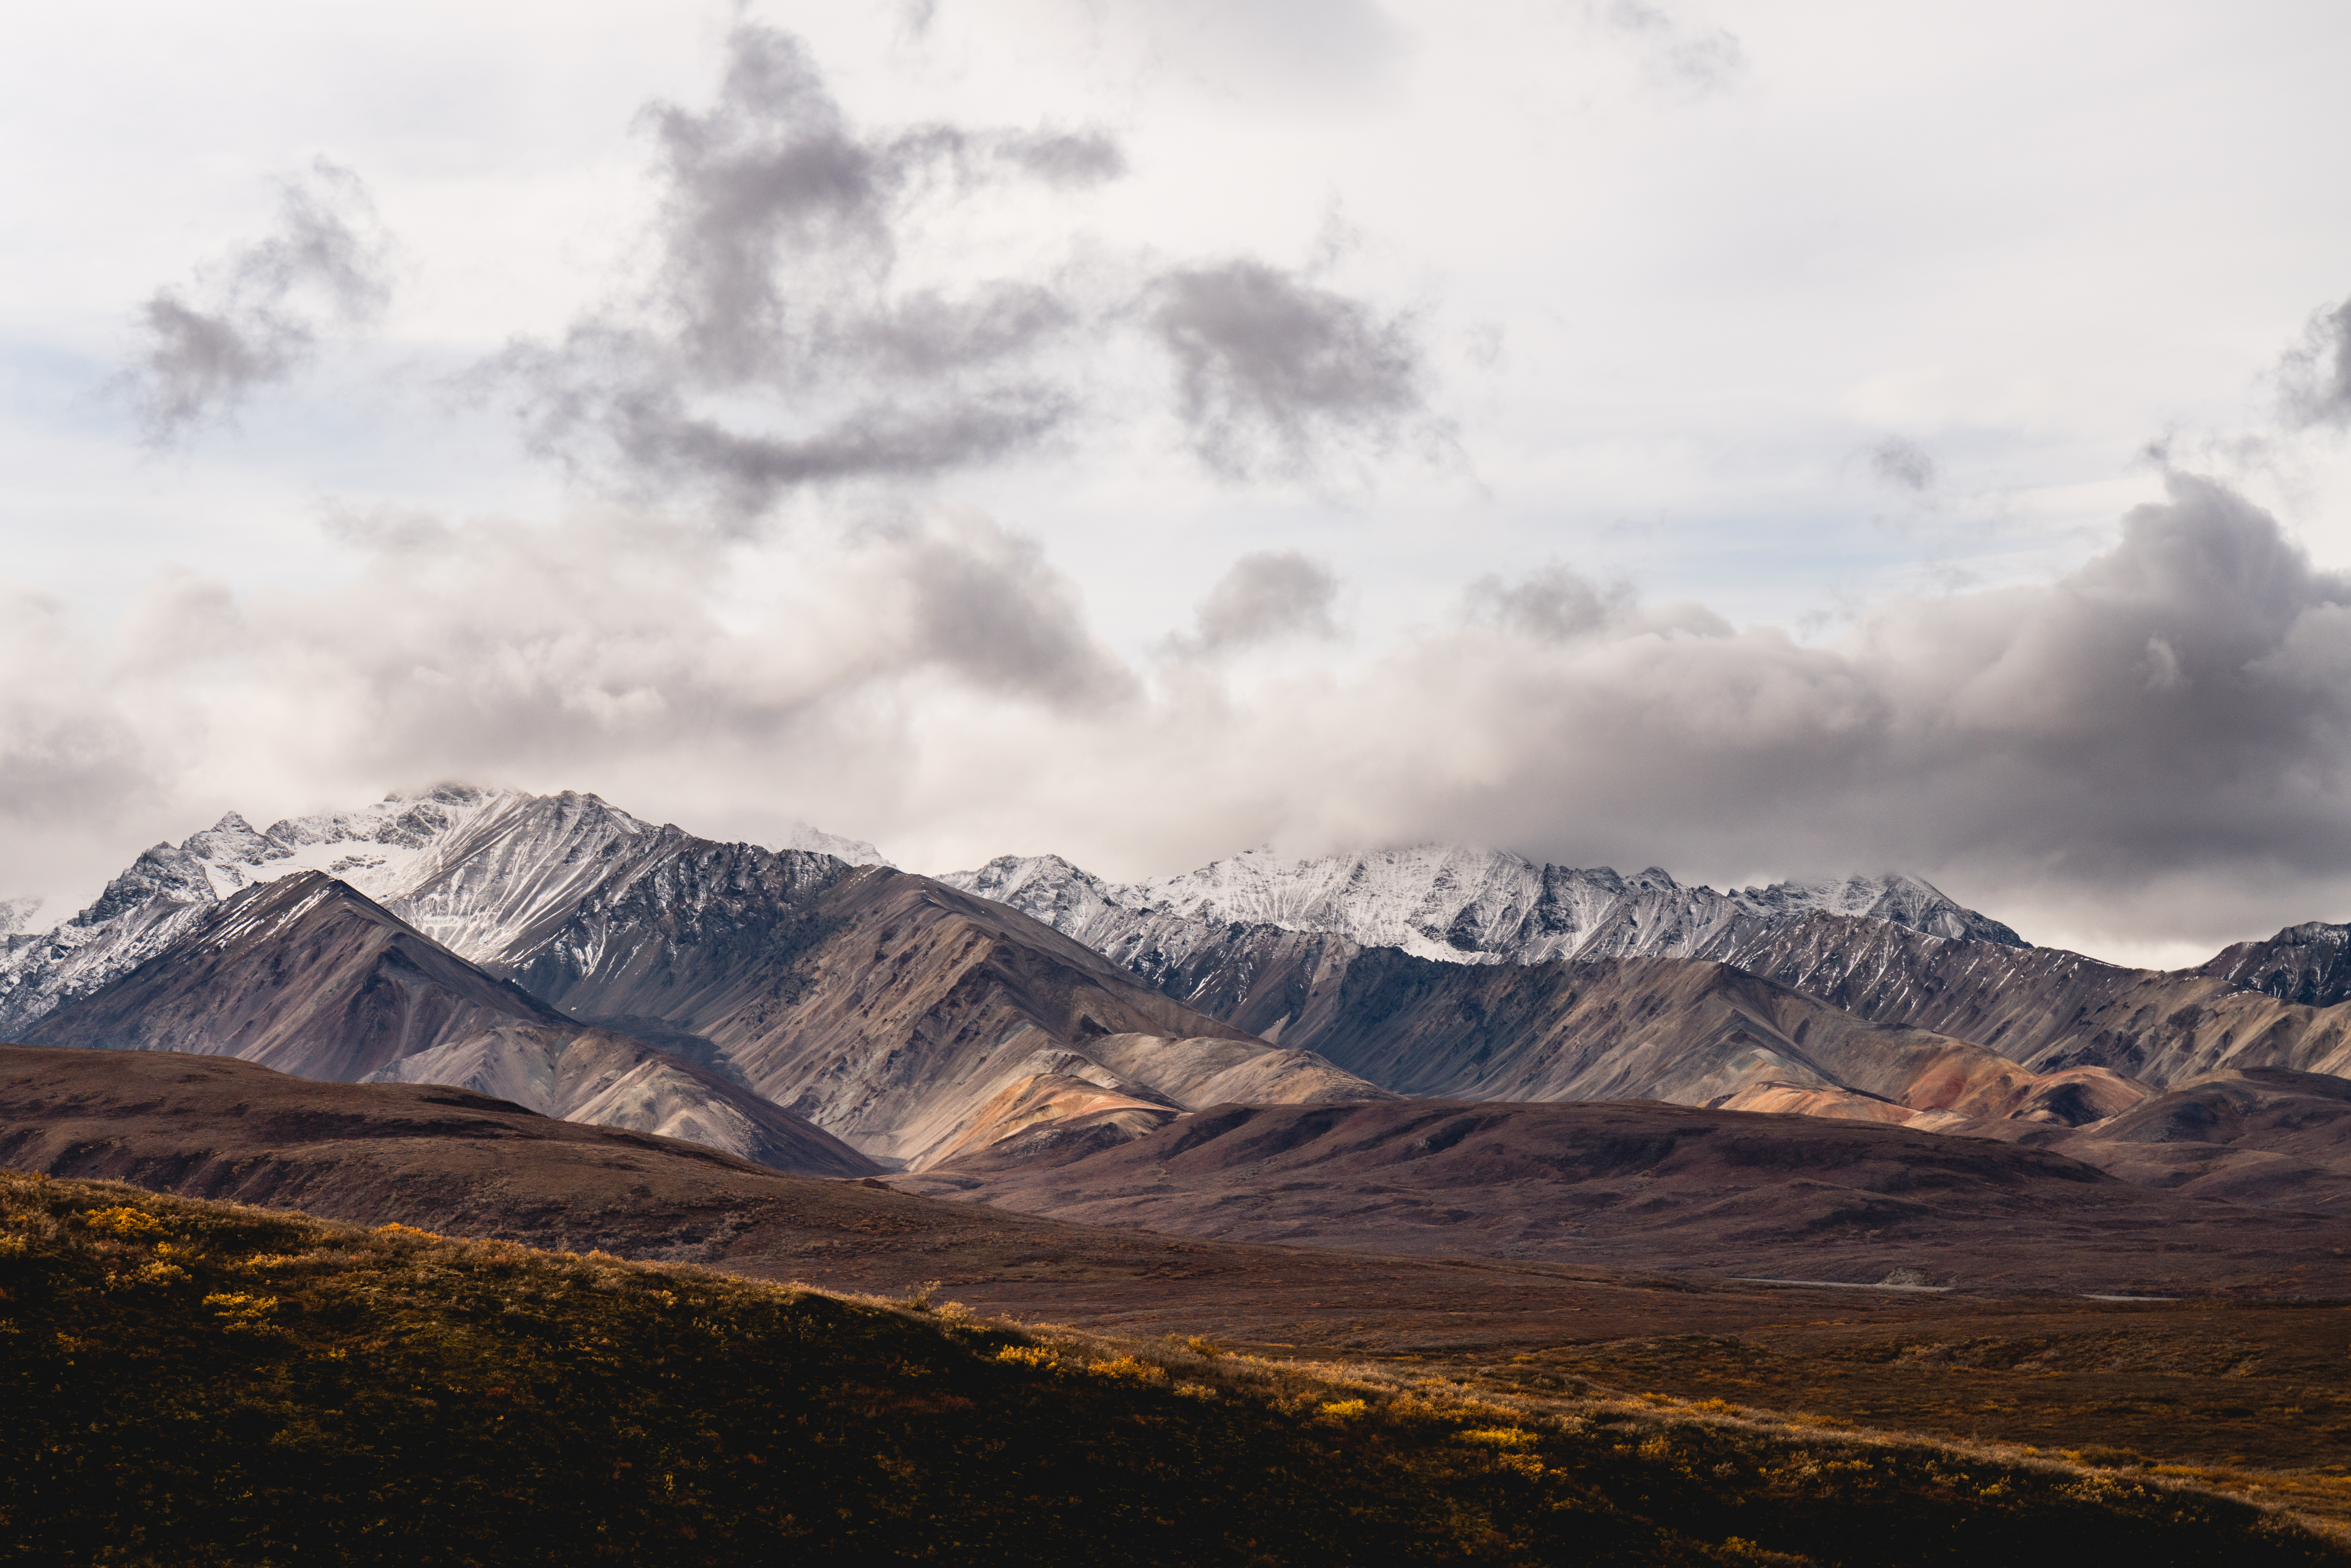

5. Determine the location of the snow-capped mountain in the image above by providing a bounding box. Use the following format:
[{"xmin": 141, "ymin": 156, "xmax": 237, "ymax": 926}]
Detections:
[
  {"xmin": 0, "ymin": 784, "xmax": 886, "ymax": 1035},
  {"xmin": 940, "ymin": 844, "xmax": 2024, "ymax": 971}
]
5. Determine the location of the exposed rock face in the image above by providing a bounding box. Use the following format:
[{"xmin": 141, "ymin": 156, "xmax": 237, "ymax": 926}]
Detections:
[
  {"xmin": 1237, "ymin": 945, "xmax": 2144, "ymax": 1127},
  {"xmin": 14, "ymin": 873, "xmax": 873, "ymax": 1177},
  {"xmin": 367, "ymin": 1025, "xmax": 879, "ymax": 1178},
  {"xmin": 0, "ymin": 785, "xmax": 886, "ymax": 1036},
  {"xmin": 1719, "ymin": 911, "xmax": 2351, "ymax": 1088},
  {"xmin": 511, "ymin": 864, "xmax": 1391, "ymax": 1169},
  {"xmin": 2199, "ymin": 923, "xmax": 2351, "ymax": 1009},
  {"xmin": 1102, "ymin": 900, "xmax": 2351, "ymax": 1111},
  {"xmin": 18, "ymin": 874, "xmax": 571, "ymax": 1081},
  {"xmin": 1, "ymin": 789, "xmax": 1388, "ymax": 1173},
  {"xmin": 942, "ymin": 845, "xmax": 2023, "ymax": 968}
]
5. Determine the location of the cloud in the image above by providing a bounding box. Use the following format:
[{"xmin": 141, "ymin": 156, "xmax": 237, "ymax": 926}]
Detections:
[
  {"xmin": 483, "ymin": 25, "xmax": 1433, "ymax": 516},
  {"xmin": 1867, "ymin": 436, "xmax": 1938, "ymax": 491},
  {"xmin": 1597, "ymin": 1, "xmax": 1747, "ymax": 98},
  {"xmin": 1149, "ymin": 260, "xmax": 1432, "ymax": 480},
  {"xmin": 18, "ymin": 471, "xmax": 2351, "ymax": 958},
  {"xmin": 2279, "ymin": 292, "xmax": 2351, "ymax": 431},
  {"xmin": 1169, "ymin": 551, "xmax": 1341, "ymax": 657},
  {"xmin": 482, "ymin": 25, "xmax": 1132, "ymax": 518},
  {"xmin": 127, "ymin": 161, "xmax": 392, "ymax": 441}
]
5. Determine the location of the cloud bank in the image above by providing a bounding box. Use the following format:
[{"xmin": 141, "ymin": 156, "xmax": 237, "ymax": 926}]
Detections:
[
  {"xmin": 9, "ymin": 469, "xmax": 2351, "ymax": 957},
  {"xmin": 127, "ymin": 161, "xmax": 392, "ymax": 440}
]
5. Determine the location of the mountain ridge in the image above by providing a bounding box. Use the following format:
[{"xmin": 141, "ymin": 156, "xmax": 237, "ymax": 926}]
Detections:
[{"xmin": 941, "ymin": 844, "xmax": 2026, "ymax": 969}]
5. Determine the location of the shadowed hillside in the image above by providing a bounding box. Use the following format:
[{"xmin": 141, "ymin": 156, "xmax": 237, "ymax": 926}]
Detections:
[{"xmin": 3, "ymin": 1172, "xmax": 2340, "ymax": 1567}]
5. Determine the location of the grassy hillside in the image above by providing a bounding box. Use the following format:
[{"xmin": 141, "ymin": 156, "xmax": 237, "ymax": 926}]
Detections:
[{"xmin": 0, "ymin": 1172, "xmax": 2338, "ymax": 1566}]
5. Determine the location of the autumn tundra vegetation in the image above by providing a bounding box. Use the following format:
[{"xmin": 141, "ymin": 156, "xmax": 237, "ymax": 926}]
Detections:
[{"xmin": 1, "ymin": 1172, "xmax": 2340, "ymax": 1566}]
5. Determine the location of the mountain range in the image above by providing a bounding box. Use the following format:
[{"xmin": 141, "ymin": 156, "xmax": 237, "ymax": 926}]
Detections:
[{"xmin": 10, "ymin": 781, "xmax": 2351, "ymax": 1279}]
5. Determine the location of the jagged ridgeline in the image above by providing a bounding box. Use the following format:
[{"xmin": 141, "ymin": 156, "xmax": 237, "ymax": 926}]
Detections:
[
  {"xmin": 3, "ymin": 1173, "xmax": 2336, "ymax": 1568},
  {"xmin": 15, "ymin": 783, "xmax": 2351, "ymax": 1184},
  {"xmin": 2, "ymin": 788, "xmax": 1386, "ymax": 1173}
]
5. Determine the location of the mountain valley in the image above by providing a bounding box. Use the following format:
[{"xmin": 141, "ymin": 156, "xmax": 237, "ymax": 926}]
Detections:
[
  {"xmin": 18, "ymin": 790, "xmax": 2351, "ymax": 1549},
  {"xmin": 13, "ymin": 782, "xmax": 2351, "ymax": 1255}
]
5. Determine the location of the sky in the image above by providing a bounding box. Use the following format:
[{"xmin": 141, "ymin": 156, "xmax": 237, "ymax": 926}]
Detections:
[{"xmin": 4, "ymin": 0, "xmax": 2351, "ymax": 965}]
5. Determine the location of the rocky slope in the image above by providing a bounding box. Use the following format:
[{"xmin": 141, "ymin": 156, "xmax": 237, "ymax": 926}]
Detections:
[
  {"xmin": 0, "ymin": 784, "xmax": 885, "ymax": 1036},
  {"xmin": 1068, "ymin": 891, "xmax": 2351, "ymax": 1114},
  {"xmin": 506, "ymin": 862, "xmax": 1392, "ymax": 1169},
  {"xmin": 14, "ymin": 873, "xmax": 874, "ymax": 1176},
  {"xmin": 1, "ymin": 787, "xmax": 1381, "ymax": 1171},
  {"xmin": 1240, "ymin": 944, "xmax": 2145, "ymax": 1127},
  {"xmin": 1721, "ymin": 911, "xmax": 2351, "ymax": 1088},
  {"xmin": 2199, "ymin": 922, "xmax": 2351, "ymax": 1008},
  {"xmin": 1983, "ymin": 1067, "xmax": 2351, "ymax": 1210},
  {"xmin": 942, "ymin": 846, "xmax": 2023, "ymax": 969},
  {"xmin": 367, "ymin": 1024, "xmax": 878, "ymax": 1178},
  {"xmin": 17, "ymin": 873, "xmax": 572, "ymax": 1081}
]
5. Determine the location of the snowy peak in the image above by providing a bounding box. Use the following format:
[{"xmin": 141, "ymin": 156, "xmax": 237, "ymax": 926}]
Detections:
[
  {"xmin": 2199, "ymin": 920, "xmax": 2351, "ymax": 1009},
  {"xmin": 948, "ymin": 855, "xmax": 1123, "ymax": 940},
  {"xmin": 0, "ymin": 783, "xmax": 885, "ymax": 1034},
  {"xmin": 940, "ymin": 844, "xmax": 2025, "ymax": 968}
]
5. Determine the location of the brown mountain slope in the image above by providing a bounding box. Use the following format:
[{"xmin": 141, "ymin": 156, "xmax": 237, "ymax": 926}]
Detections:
[
  {"xmin": 1238, "ymin": 945, "xmax": 2140, "ymax": 1127},
  {"xmin": 0, "ymin": 1043, "xmax": 1895, "ymax": 1341},
  {"xmin": 511, "ymin": 865, "xmax": 1392, "ymax": 1168},
  {"xmin": 19, "ymin": 873, "xmax": 570, "ymax": 1081},
  {"xmin": 14, "ymin": 873, "xmax": 875, "ymax": 1178},
  {"xmin": 366, "ymin": 1024, "xmax": 879, "ymax": 1178},
  {"xmin": 1722, "ymin": 911, "xmax": 2351, "ymax": 1087},
  {"xmin": 895, "ymin": 1097, "xmax": 2351, "ymax": 1295},
  {"xmin": 1981, "ymin": 1067, "xmax": 2351, "ymax": 1210},
  {"xmin": 2198, "ymin": 922, "xmax": 2351, "ymax": 1009}
]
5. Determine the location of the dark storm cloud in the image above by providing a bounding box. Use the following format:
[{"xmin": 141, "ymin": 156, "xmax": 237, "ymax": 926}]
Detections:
[
  {"xmin": 18, "ymin": 472, "xmax": 2351, "ymax": 952},
  {"xmin": 1868, "ymin": 436, "xmax": 1938, "ymax": 491},
  {"xmin": 482, "ymin": 26, "xmax": 1134, "ymax": 515},
  {"xmin": 1169, "ymin": 551, "xmax": 1342, "ymax": 657},
  {"xmin": 1149, "ymin": 260, "xmax": 1430, "ymax": 481},
  {"xmin": 1313, "ymin": 472, "xmax": 2351, "ymax": 937},
  {"xmin": 2280, "ymin": 293, "xmax": 2351, "ymax": 431},
  {"xmin": 128, "ymin": 161, "xmax": 392, "ymax": 441},
  {"xmin": 486, "ymin": 25, "xmax": 1429, "ymax": 514},
  {"xmin": 492, "ymin": 319, "xmax": 1076, "ymax": 518}
]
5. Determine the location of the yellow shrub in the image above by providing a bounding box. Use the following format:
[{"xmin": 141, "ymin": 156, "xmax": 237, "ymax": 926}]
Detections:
[
  {"xmin": 203, "ymin": 1292, "xmax": 281, "ymax": 1331},
  {"xmin": 83, "ymin": 1207, "xmax": 162, "ymax": 1237},
  {"xmin": 1460, "ymin": 1427, "xmax": 1537, "ymax": 1449},
  {"xmin": 374, "ymin": 1223, "xmax": 442, "ymax": 1241},
  {"xmin": 1319, "ymin": 1399, "xmax": 1368, "ymax": 1421},
  {"xmin": 1087, "ymin": 1355, "xmax": 1166, "ymax": 1383},
  {"xmin": 995, "ymin": 1344, "xmax": 1056, "ymax": 1369}
]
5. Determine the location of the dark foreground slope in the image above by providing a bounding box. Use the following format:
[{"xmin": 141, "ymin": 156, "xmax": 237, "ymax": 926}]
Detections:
[
  {"xmin": 23, "ymin": 1046, "xmax": 2351, "ymax": 1493},
  {"xmin": 899, "ymin": 1098, "xmax": 2351, "ymax": 1296},
  {"xmin": 5, "ymin": 1175, "xmax": 2339, "ymax": 1568}
]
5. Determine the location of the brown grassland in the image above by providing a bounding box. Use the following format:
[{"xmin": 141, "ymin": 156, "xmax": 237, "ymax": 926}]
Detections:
[{"xmin": 1, "ymin": 1172, "xmax": 2346, "ymax": 1566}]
